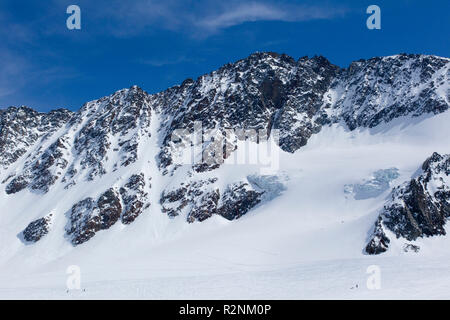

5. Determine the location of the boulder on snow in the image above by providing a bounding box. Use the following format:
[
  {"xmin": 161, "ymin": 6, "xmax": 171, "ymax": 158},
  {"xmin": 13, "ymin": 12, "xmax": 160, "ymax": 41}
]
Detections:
[
  {"xmin": 21, "ymin": 214, "xmax": 53, "ymax": 243},
  {"xmin": 66, "ymin": 189, "xmax": 122, "ymax": 245}
]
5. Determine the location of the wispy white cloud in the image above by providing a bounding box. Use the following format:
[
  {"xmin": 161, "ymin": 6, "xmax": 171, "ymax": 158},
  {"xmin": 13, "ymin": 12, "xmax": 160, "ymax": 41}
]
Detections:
[
  {"xmin": 195, "ymin": 2, "xmax": 346, "ymax": 34},
  {"xmin": 97, "ymin": 0, "xmax": 348, "ymax": 37},
  {"xmin": 1, "ymin": 0, "xmax": 348, "ymax": 39}
]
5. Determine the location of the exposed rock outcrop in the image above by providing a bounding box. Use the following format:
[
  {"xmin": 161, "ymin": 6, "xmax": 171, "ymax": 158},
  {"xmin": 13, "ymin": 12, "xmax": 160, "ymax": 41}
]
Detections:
[
  {"xmin": 21, "ymin": 214, "xmax": 53, "ymax": 243},
  {"xmin": 120, "ymin": 173, "xmax": 150, "ymax": 224},
  {"xmin": 65, "ymin": 172, "xmax": 151, "ymax": 245},
  {"xmin": 66, "ymin": 189, "xmax": 122, "ymax": 245}
]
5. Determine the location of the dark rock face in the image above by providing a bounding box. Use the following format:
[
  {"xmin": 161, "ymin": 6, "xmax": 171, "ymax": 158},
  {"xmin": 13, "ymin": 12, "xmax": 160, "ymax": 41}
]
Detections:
[
  {"xmin": 97, "ymin": 189, "xmax": 122, "ymax": 229},
  {"xmin": 161, "ymin": 178, "xmax": 265, "ymax": 223},
  {"xmin": 5, "ymin": 175, "xmax": 29, "ymax": 194},
  {"xmin": 272, "ymin": 56, "xmax": 340, "ymax": 153},
  {"xmin": 120, "ymin": 173, "xmax": 150, "ymax": 224},
  {"xmin": 66, "ymin": 189, "xmax": 122, "ymax": 245},
  {"xmin": 384, "ymin": 179, "xmax": 446, "ymax": 240},
  {"xmin": 66, "ymin": 198, "xmax": 97, "ymax": 245},
  {"xmin": 21, "ymin": 214, "xmax": 53, "ymax": 243},
  {"xmin": 187, "ymin": 190, "xmax": 220, "ymax": 223},
  {"xmin": 161, "ymin": 178, "xmax": 219, "ymax": 221},
  {"xmin": 217, "ymin": 183, "xmax": 263, "ymax": 220},
  {"xmin": 365, "ymin": 152, "xmax": 450, "ymax": 254},
  {"xmin": 384, "ymin": 153, "xmax": 450, "ymax": 241},
  {"xmin": 365, "ymin": 217, "xmax": 390, "ymax": 255},
  {"xmin": 66, "ymin": 172, "xmax": 151, "ymax": 245}
]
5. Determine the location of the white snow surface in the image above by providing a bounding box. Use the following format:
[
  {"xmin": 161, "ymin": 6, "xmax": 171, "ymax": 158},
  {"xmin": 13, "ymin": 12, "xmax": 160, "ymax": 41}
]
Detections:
[{"xmin": 1, "ymin": 110, "xmax": 450, "ymax": 299}]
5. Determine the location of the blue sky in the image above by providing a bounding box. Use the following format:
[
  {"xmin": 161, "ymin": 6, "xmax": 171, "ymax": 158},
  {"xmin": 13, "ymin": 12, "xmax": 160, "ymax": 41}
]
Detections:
[{"xmin": 0, "ymin": 0, "xmax": 449, "ymax": 112}]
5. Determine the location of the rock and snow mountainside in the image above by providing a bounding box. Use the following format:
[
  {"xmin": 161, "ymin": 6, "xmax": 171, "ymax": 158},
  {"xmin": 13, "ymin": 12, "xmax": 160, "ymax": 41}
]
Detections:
[
  {"xmin": 0, "ymin": 52, "xmax": 449, "ymax": 252},
  {"xmin": 366, "ymin": 152, "xmax": 450, "ymax": 254},
  {"xmin": 0, "ymin": 107, "xmax": 72, "ymax": 171}
]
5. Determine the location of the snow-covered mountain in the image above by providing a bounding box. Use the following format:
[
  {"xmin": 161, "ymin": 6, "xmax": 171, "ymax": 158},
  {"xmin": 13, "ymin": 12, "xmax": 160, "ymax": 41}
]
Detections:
[{"xmin": 0, "ymin": 52, "xmax": 449, "ymax": 299}]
